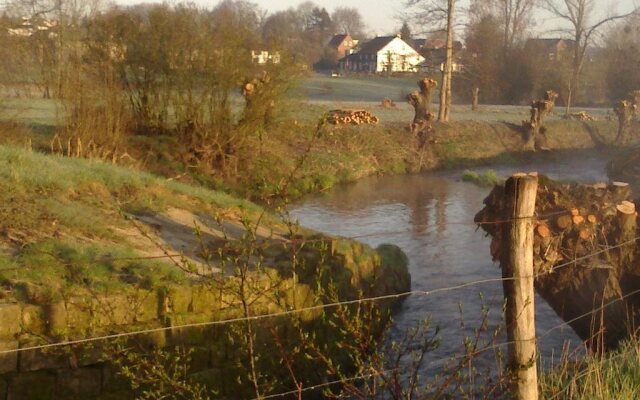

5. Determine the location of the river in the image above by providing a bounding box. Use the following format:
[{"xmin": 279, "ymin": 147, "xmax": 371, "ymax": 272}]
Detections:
[{"xmin": 290, "ymin": 150, "xmax": 612, "ymax": 375}]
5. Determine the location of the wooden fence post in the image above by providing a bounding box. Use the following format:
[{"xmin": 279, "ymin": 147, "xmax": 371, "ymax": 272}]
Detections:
[{"xmin": 502, "ymin": 173, "xmax": 539, "ymax": 400}]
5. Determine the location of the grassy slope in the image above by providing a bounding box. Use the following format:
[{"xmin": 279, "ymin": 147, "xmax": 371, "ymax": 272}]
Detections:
[{"xmin": 0, "ymin": 145, "xmax": 270, "ymax": 302}]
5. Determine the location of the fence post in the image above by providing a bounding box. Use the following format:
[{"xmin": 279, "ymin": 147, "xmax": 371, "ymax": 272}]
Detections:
[{"xmin": 502, "ymin": 173, "xmax": 539, "ymax": 400}]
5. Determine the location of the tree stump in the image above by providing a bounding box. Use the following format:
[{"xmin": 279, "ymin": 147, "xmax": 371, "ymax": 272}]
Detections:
[
  {"xmin": 614, "ymin": 100, "xmax": 633, "ymax": 145},
  {"xmin": 407, "ymin": 78, "xmax": 438, "ymax": 148},
  {"xmin": 523, "ymin": 90, "xmax": 558, "ymax": 151},
  {"xmin": 408, "ymin": 78, "xmax": 437, "ymax": 127}
]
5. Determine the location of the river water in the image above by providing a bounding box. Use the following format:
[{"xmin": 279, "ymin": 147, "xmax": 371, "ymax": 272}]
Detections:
[{"xmin": 290, "ymin": 150, "xmax": 611, "ymax": 373}]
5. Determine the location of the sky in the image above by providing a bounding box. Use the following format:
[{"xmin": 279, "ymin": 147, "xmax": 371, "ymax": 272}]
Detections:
[{"xmin": 116, "ymin": 0, "xmax": 640, "ymax": 38}]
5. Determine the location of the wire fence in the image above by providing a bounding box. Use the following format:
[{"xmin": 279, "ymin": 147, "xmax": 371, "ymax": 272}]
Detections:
[
  {"xmin": 3, "ymin": 235, "xmax": 639, "ymax": 357},
  {"xmin": 252, "ymin": 285, "xmax": 640, "ymax": 400},
  {"xmin": 2, "ymin": 204, "xmax": 639, "ymax": 399}
]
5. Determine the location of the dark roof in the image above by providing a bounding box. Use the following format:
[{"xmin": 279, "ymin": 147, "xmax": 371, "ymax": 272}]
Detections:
[
  {"xmin": 417, "ymin": 39, "xmax": 463, "ymax": 50},
  {"xmin": 413, "ymin": 38, "xmax": 427, "ymax": 48},
  {"xmin": 328, "ymin": 34, "xmax": 350, "ymax": 48},
  {"xmin": 357, "ymin": 36, "xmax": 398, "ymax": 54}
]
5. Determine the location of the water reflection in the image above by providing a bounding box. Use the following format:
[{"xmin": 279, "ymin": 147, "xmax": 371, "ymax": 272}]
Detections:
[{"xmin": 290, "ymin": 150, "xmax": 611, "ymax": 374}]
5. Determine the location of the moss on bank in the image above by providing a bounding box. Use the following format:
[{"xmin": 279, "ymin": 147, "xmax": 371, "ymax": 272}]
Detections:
[{"xmin": 0, "ymin": 145, "xmax": 411, "ymax": 398}]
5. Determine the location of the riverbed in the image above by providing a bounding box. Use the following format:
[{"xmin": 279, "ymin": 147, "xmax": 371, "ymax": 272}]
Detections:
[{"xmin": 290, "ymin": 150, "xmax": 611, "ymax": 374}]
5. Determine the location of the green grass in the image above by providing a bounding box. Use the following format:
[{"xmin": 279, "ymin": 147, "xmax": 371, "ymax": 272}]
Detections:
[
  {"xmin": 540, "ymin": 340, "xmax": 640, "ymax": 399},
  {"xmin": 0, "ymin": 98, "xmax": 59, "ymax": 126},
  {"xmin": 461, "ymin": 169, "xmax": 504, "ymax": 187},
  {"xmin": 0, "ymin": 144, "xmax": 275, "ymax": 302},
  {"xmin": 294, "ymin": 74, "xmax": 613, "ymax": 124},
  {"xmin": 0, "ymin": 145, "xmax": 258, "ymax": 213},
  {"xmin": 4, "ymin": 241, "xmax": 185, "ymax": 303}
]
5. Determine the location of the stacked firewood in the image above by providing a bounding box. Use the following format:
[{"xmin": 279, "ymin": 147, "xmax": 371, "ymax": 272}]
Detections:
[
  {"xmin": 476, "ymin": 178, "xmax": 635, "ymax": 273},
  {"xmin": 565, "ymin": 111, "xmax": 597, "ymax": 121},
  {"xmin": 475, "ymin": 176, "xmax": 640, "ymax": 350},
  {"xmin": 327, "ymin": 110, "xmax": 380, "ymax": 125}
]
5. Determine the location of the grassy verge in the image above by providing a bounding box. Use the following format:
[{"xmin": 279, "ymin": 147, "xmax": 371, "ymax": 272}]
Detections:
[
  {"xmin": 540, "ymin": 340, "xmax": 640, "ymax": 399},
  {"xmin": 0, "ymin": 97, "xmax": 623, "ymax": 202}
]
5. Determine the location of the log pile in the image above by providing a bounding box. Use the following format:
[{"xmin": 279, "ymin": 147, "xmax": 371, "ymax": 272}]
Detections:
[
  {"xmin": 564, "ymin": 111, "xmax": 597, "ymax": 121},
  {"xmin": 327, "ymin": 109, "xmax": 380, "ymax": 125},
  {"xmin": 476, "ymin": 176, "xmax": 640, "ymax": 351}
]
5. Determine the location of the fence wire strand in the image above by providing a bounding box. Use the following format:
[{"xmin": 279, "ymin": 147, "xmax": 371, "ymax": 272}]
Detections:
[
  {"xmin": 1, "ymin": 235, "xmax": 639, "ymax": 357},
  {"xmin": 250, "ymin": 286, "xmax": 640, "ymax": 400}
]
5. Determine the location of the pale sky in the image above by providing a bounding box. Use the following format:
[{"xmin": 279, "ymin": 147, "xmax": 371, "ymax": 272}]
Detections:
[{"xmin": 116, "ymin": 0, "xmax": 639, "ymax": 38}]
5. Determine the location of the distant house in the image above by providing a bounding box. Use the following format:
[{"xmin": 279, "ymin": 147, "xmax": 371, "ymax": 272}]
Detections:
[
  {"xmin": 251, "ymin": 50, "xmax": 281, "ymax": 65},
  {"xmin": 415, "ymin": 39, "xmax": 464, "ymax": 74},
  {"xmin": 327, "ymin": 34, "xmax": 359, "ymax": 59},
  {"xmin": 524, "ymin": 38, "xmax": 575, "ymax": 61},
  {"xmin": 338, "ymin": 35, "xmax": 425, "ymax": 73}
]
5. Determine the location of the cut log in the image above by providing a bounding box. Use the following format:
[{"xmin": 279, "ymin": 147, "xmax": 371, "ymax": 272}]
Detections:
[
  {"xmin": 327, "ymin": 109, "xmax": 380, "ymax": 126},
  {"xmin": 536, "ymin": 224, "xmax": 551, "ymax": 238},
  {"xmin": 587, "ymin": 215, "xmax": 597, "ymax": 224},
  {"xmin": 572, "ymin": 215, "xmax": 585, "ymax": 225},
  {"xmin": 616, "ymin": 201, "xmax": 637, "ymax": 271},
  {"xmin": 617, "ymin": 201, "xmax": 636, "ymax": 216},
  {"xmin": 556, "ymin": 215, "xmax": 573, "ymax": 230},
  {"xmin": 579, "ymin": 229, "xmax": 592, "ymax": 241}
]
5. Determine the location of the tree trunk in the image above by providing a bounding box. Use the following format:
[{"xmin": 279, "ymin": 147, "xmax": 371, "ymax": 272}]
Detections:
[
  {"xmin": 471, "ymin": 87, "xmax": 479, "ymax": 111},
  {"xmin": 408, "ymin": 78, "xmax": 437, "ymax": 125},
  {"xmin": 438, "ymin": 0, "xmax": 455, "ymax": 123}
]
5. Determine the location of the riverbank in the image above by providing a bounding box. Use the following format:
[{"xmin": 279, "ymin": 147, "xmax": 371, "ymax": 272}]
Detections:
[
  {"xmin": 126, "ymin": 117, "xmax": 626, "ymax": 202},
  {"xmin": 0, "ymin": 145, "xmax": 410, "ymax": 399},
  {"xmin": 0, "ymin": 97, "xmax": 628, "ymax": 202}
]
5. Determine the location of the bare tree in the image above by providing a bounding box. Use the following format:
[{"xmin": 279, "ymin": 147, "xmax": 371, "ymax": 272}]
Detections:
[
  {"xmin": 469, "ymin": 0, "xmax": 537, "ymax": 54},
  {"xmin": 406, "ymin": 0, "xmax": 457, "ymax": 122},
  {"xmin": 543, "ymin": 0, "xmax": 639, "ymax": 114},
  {"xmin": 331, "ymin": 6, "xmax": 366, "ymax": 37}
]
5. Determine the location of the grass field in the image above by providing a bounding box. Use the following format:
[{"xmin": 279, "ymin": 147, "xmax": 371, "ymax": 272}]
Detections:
[
  {"xmin": 0, "ymin": 74, "xmax": 614, "ymax": 128},
  {"xmin": 293, "ymin": 73, "xmax": 613, "ymax": 125}
]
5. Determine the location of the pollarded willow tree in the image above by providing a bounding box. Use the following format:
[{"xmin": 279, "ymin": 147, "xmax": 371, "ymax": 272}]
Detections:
[
  {"xmin": 543, "ymin": 0, "xmax": 639, "ymax": 114},
  {"xmin": 405, "ymin": 0, "xmax": 457, "ymax": 122}
]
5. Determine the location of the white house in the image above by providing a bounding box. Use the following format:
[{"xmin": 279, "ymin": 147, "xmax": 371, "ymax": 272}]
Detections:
[
  {"xmin": 251, "ymin": 50, "xmax": 281, "ymax": 65},
  {"xmin": 339, "ymin": 35, "xmax": 425, "ymax": 73}
]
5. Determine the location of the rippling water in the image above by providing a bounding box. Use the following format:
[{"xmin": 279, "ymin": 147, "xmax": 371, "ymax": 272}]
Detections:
[{"xmin": 290, "ymin": 150, "xmax": 611, "ymax": 372}]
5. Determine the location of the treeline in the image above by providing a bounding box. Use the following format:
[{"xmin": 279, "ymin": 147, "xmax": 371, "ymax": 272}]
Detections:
[
  {"xmin": 449, "ymin": 0, "xmax": 640, "ymax": 106},
  {"xmin": 0, "ymin": 1, "xmax": 316, "ymax": 180}
]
